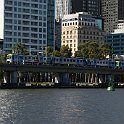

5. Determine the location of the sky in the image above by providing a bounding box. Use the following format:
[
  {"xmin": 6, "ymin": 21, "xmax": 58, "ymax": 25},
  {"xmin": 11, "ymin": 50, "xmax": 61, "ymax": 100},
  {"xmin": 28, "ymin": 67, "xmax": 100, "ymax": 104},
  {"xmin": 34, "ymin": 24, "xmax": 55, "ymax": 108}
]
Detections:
[{"xmin": 0, "ymin": 0, "xmax": 4, "ymax": 39}]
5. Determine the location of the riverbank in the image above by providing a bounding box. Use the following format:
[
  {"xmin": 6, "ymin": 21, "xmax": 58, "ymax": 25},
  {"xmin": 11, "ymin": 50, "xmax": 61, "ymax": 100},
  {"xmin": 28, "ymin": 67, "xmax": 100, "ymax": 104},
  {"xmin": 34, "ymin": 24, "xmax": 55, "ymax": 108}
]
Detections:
[{"xmin": 0, "ymin": 82, "xmax": 124, "ymax": 89}]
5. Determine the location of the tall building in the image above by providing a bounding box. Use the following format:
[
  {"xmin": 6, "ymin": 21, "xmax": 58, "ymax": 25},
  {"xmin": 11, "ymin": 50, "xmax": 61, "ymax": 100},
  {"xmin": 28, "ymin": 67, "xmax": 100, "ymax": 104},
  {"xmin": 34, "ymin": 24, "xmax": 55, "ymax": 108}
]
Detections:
[
  {"xmin": 0, "ymin": 1, "xmax": 4, "ymax": 39},
  {"xmin": 47, "ymin": 0, "xmax": 55, "ymax": 49},
  {"xmin": 56, "ymin": 0, "xmax": 101, "ymax": 20},
  {"xmin": 105, "ymin": 20, "xmax": 124, "ymax": 55},
  {"xmin": 55, "ymin": 0, "xmax": 72, "ymax": 20},
  {"xmin": 55, "ymin": 20, "xmax": 61, "ymax": 50},
  {"xmin": 3, "ymin": 0, "xmax": 55, "ymax": 55},
  {"xmin": 105, "ymin": 33, "xmax": 124, "ymax": 55},
  {"xmin": 71, "ymin": 0, "xmax": 101, "ymax": 17},
  {"xmin": 101, "ymin": 0, "xmax": 124, "ymax": 33},
  {"xmin": 61, "ymin": 12, "xmax": 104, "ymax": 56}
]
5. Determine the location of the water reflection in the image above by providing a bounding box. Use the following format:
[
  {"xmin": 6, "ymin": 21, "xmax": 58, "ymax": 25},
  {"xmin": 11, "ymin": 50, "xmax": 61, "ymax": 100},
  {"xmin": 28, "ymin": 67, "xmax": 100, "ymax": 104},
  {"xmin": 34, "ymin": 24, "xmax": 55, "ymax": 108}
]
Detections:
[{"xmin": 0, "ymin": 89, "xmax": 124, "ymax": 124}]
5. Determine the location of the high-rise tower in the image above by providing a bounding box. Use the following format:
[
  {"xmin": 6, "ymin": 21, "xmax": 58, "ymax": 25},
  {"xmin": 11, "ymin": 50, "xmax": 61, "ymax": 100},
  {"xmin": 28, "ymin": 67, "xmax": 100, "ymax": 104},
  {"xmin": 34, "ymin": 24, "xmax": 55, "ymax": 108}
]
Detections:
[
  {"xmin": 3, "ymin": 0, "xmax": 55, "ymax": 55},
  {"xmin": 55, "ymin": 0, "xmax": 72, "ymax": 20},
  {"xmin": 101, "ymin": 0, "xmax": 124, "ymax": 33},
  {"xmin": 71, "ymin": 0, "xmax": 101, "ymax": 17}
]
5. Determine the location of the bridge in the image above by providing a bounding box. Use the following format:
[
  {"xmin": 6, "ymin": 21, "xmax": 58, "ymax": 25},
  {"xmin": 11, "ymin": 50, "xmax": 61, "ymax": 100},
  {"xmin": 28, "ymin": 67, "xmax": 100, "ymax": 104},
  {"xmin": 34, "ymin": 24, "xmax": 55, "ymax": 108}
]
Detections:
[
  {"xmin": 1, "ymin": 63, "xmax": 124, "ymax": 74},
  {"xmin": 0, "ymin": 64, "xmax": 124, "ymax": 87}
]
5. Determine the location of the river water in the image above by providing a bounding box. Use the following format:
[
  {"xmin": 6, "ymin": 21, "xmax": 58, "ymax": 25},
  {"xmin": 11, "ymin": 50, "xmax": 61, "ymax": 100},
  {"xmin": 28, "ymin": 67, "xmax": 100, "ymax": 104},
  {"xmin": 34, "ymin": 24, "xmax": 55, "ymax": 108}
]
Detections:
[{"xmin": 0, "ymin": 88, "xmax": 124, "ymax": 124}]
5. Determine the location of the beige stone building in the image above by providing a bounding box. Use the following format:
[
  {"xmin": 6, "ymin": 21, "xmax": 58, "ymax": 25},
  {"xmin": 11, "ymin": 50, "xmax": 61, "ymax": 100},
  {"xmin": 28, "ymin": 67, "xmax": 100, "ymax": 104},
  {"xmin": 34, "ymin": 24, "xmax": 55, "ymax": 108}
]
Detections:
[{"xmin": 61, "ymin": 12, "xmax": 104, "ymax": 56}]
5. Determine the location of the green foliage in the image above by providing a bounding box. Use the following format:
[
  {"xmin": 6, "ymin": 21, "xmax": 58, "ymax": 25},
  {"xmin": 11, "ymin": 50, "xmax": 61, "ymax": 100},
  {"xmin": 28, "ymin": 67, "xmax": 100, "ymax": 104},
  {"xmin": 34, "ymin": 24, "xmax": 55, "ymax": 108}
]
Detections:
[
  {"xmin": 88, "ymin": 42, "xmax": 99, "ymax": 58},
  {"xmin": 60, "ymin": 45, "xmax": 72, "ymax": 58},
  {"xmin": 98, "ymin": 44, "xmax": 112, "ymax": 59},
  {"xmin": 12, "ymin": 43, "xmax": 28, "ymax": 55},
  {"xmin": 75, "ymin": 42, "xmax": 98, "ymax": 58},
  {"xmin": 45, "ymin": 46, "xmax": 53, "ymax": 57},
  {"xmin": 75, "ymin": 42, "xmax": 112, "ymax": 59},
  {"xmin": 52, "ymin": 50, "xmax": 61, "ymax": 57},
  {"xmin": 0, "ymin": 54, "xmax": 7, "ymax": 63}
]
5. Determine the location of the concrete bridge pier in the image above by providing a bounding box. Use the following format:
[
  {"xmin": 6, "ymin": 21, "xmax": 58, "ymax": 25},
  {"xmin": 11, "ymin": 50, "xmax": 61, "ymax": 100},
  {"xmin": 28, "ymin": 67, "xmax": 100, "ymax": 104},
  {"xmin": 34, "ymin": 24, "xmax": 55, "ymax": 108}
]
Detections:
[
  {"xmin": 53, "ymin": 72, "xmax": 71, "ymax": 86},
  {"xmin": 61, "ymin": 72, "xmax": 71, "ymax": 86},
  {"xmin": 3, "ymin": 71, "xmax": 10, "ymax": 83},
  {"xmin": 10, "ymin": 71, "xmax": 17, "ymax": 83}
]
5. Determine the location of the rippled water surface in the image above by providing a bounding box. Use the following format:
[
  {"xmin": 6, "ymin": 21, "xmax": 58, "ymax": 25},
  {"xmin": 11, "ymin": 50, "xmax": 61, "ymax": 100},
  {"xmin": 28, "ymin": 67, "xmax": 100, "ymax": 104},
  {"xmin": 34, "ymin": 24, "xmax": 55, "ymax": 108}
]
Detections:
[{"xmin": 0, "ymin": 89, "xmax": 124, "ymax": 124}]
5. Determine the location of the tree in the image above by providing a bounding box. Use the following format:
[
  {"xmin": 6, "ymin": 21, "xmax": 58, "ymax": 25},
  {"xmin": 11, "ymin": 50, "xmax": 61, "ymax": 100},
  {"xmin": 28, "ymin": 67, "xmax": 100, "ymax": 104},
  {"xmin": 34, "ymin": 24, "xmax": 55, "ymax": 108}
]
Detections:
[
  {"xmin": 74, "ymin": 50, "xmax": 82, "ymax": 58},
  {"xmin": 45, "ymin": 46, "xmax": 53, "ymax": 57},
  {"xmin": 98, "ymin": 44, "xmax": 112, "ymax": 59},
  {"xmin": 75, "ymin": 41, "xmax": 99, "ymax": 58},
  {"xmin": 0, "ymin": 54, "xmax": 7, "ymax": 63},
  {"xmin": 12, "ymin": 43, "xmax": 28, "ymax": 55},
  {"xmin": 60, "ymin": 45, "xmax": 72, "ymax": 58},
  {"xmin": 88, "ymin": 42, "xmax": 99, "ymax": 58},
  {"xmin": 52, "ymin": 50, "xmax": 61, "ymax": 57}
]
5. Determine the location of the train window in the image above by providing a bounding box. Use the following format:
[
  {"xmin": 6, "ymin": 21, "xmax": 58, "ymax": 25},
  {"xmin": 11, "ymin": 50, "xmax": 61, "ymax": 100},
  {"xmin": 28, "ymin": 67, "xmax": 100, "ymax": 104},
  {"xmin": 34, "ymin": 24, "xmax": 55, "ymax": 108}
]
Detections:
[
  {"xmin": 73, "ymin": 60, "xmax": 75, "ymax": 62},
  {"xmin": 67, "ymin": 59, "xmax": 69, "ymax": 62},
  {"xmin": 70, "ymin": 59, "xmax": 72, "ymax": 62}
]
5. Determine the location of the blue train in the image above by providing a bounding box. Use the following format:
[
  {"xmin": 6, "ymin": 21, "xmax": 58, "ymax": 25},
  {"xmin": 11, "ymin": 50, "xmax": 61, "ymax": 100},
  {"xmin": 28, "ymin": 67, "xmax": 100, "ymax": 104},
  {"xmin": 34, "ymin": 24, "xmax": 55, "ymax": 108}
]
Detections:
[{"xmin": 6, "ymin": 54, "xmax": 123, "ymax": 68}]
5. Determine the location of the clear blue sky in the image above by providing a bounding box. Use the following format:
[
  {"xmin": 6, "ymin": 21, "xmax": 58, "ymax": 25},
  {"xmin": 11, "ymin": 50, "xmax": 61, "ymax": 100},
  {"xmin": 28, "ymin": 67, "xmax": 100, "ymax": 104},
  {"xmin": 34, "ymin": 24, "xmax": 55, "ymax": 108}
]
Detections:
[{"xmin": 0, "ymin": 0, "xmax": 4, "ymax": 39}]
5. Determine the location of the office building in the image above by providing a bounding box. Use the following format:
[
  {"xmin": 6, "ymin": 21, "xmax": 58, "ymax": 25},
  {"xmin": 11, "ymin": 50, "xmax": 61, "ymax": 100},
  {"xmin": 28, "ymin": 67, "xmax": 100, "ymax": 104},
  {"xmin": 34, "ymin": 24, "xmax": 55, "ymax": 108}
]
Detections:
[
  {"xmin": 61, "ymin": 12, "xmax": 104, "ymax": 56},
  {"xmin": 55, "ymin": 0, "xmax": 72, "ymax": 20},
  {"xmin": 105, "ymin": 33, "xmax": 124, "ymax": 55},
  {"xmin": 101, "ymin": 0, "xmax": 124, "ymax": 33},
  {"xmin": 105, "ymin": 20, "xmax": 124, "ymax": 55},
  {"xmin": 3, "ymin": 0, "xmax": 55, "ymax": 55},
  {"xmin": 71, "ymin": 0, "xmax": 101, "ymax": 17},
  {"xmin": 56, "ymin": 0, "xmax": 101, "ymax": 20}
]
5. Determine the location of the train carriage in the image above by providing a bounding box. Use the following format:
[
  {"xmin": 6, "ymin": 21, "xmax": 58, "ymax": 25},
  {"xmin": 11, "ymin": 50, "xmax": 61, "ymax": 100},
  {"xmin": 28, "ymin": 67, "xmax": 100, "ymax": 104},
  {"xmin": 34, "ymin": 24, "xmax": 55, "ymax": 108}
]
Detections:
[
  {"xmin": 61, "ymin": 58, "xmax": 78, "ymax": 66},
  {"xmin": 24, "ymin": 55, "xmax": 39, "ymax": 64},
  {"xmin": 96, "ymin": 60, "xmax": 109, "ymax": 67},
  {"xmin": 87, "ymin": 59, "xmax": 97, "ymax": 67},
  {"xmin": 6, "ymin": 53, "xmax": 124, "ymax": 69},
  {"xmin": 109, "ymin": 60, "xmax": 116, "ymax": 68},
  {"xmin": 6, "ymin": 54, "xmax": 24, "ymax": 64},
  {"xmin": 75, "ymin": 58, "xmax": 87, "ymax": 66},
  {"xmin": 51, "ymin": 57, "xmax": 63, "ymax": 65}
]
